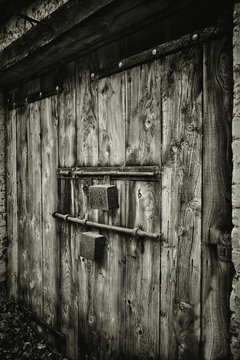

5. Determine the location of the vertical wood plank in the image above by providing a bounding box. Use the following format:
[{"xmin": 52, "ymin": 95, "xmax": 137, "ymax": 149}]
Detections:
[
  {"xmin": 98, "ymin": 72, "xmax": 126, "ymax": 166},
  {"xmin": 17, "ymin": 105, "xmax": 30, "ymax": 306},
  {"xmin": 87, "ymin": 71, "xmax": 126, "ymax": 359},
  {"xmin": 76, "ymin": 56, "xmax": 98, "ymax": 166},
  {"xmin": 125, "ymin": 180, "xmax": 160, "ymax": 359},
  {"xmin": 7, "ymin": 109, "xmax": 18, "ymax": 299},
  {"xmin": 58, "ymin": 61, "xmax": 78, "ymax": 359},
  {"xmin": 126, "ymin": 62, "xmax": 161, "ymax": 166},
  {"xmin": 76, "ymin": 55, "xmax": 100, "ymax": 358},
  {"xmin": 201, "ymin": 35, "xmax": 232, "ymax": 360},
  {"xmin": 160, "ymin": 46, "xmax": 203, "ymax": 360},
  {"xmin": 41, "ymin": 96, "xmax": 59, "ymax": 328},
  {"xmin": 125, "ymin": 60, "xmax": 161, "ymax": 359},
  {"xmin": 58, "ymin": 61, "xmax": 77, "ymax": 168},
  {"xmin": 27, "ymin": 101, "xmax": 42, "ymax": 317}
]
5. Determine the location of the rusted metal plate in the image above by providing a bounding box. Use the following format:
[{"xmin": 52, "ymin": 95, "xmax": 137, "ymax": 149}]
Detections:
[
  {"xmin": 81, "ymin": 231, "xmax": 105, "ymax": 261},
  {"xmin": 89, "ymin": 184, "xmax": 118, "ymax": 211}
]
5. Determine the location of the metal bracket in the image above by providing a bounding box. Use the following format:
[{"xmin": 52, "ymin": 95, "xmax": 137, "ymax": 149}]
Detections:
[{"xmin": 16, "ymin": 13, "xmax": 54, "ymax": 32}]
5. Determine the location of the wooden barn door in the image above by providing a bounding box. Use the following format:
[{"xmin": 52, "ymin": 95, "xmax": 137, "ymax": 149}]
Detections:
[{"xmin": 7, "ymin": 32, "xmax": 232, "ymax": 360}]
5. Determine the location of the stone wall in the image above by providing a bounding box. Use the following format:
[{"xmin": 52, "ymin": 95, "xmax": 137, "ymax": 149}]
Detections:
[{"xmin": 231, "ymin": 2, "xmax": 240, "ymax": 359}]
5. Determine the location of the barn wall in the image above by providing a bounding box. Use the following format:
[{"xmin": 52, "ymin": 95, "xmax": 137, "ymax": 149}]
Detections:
[
  {"xmin": 231, "ymin": 2, "xmax": 240, "ymax": 359},
  {"xmin": 6, "ymin": 30, "xmax": 233, "ymax": 359},
  {"xmin": 0, "ymin": 91, "xmax": 7, "ymax": 287}
]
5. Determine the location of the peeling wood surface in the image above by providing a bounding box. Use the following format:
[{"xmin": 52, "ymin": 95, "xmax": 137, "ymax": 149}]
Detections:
[{"xmin": 7, "ymin": 32, "xmax": 232, "ymax": 360}]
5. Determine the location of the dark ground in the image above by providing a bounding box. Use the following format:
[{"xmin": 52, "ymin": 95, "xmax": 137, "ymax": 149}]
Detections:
[{"xmin": 0, "ymin": 288, "xmax": 68, "ymax": 360}]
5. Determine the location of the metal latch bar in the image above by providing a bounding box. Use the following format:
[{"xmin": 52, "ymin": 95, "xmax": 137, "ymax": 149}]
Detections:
[{"xmin": 53, "ymin": 212, "xmax": 161, "ymax": 240}]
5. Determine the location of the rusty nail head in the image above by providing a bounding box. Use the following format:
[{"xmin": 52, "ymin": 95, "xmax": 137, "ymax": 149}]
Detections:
[
  {"xmin": 152, "ymin": 49, "xmax": 157, "ymax": 55},
  {"xmin": 118, "ymin": 61, "xmax": 123, "ymax": 68},
  {"xmin": 192, "ymin": 33, "xmax": 198, "ymax": 41}
]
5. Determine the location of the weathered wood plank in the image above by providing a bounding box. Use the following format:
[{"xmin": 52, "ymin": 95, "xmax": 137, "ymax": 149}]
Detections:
[
  {"xmin": 58, "ymin": 61, "xmax": 76, "ymax": 168},
  {"xmin": 75, "ymin": 53, "xmax": 100, "ymax": 358},
  {"xmin": 160, "ymin": 46, "xmax": 202, "ymax": 360},
  {"xmin": 7, "ymin": 109, "xmax": 17, "ymax": 299},
  {"xmin": 82, "ymin": 70, "xmax": 126, "ymax": 359},
  {"xmin": 124, "ymin": 59, "xmax": 161, "ymax": 359},
  {"xmin": 201, "ymin": 35, "xmax": 232, "ymax": 360},
  {"xmin": 27, "ymin": 101, "xmax": 43, "ymax": 316},
  {"xmin": 125, "ymin": 180, "xmax": 160, "ymax": 359},
  {"xmin": 74, "ymin": 178, "xmax": 99, "ymax": 358},
  {"xmin": 58, "ymin": 60, "xmax": 78, "ymax": 359},
  {"xmin": 126, "ymin": 61, "xmax": 161, "ymax": 165},
  {"xmin": 98, "ymin": 71, "xmax": 126, "ymax": 166},
  {"xmin": 17, "ymin": 105, "xmax": 30, "ymax": 306},
  {"xmin": 41, "ymin": 96, "xmax": 59, "ymax": 328},
  {"xmin": 76, "ymin": 56, "xmax": 98, "ymax": 166}
]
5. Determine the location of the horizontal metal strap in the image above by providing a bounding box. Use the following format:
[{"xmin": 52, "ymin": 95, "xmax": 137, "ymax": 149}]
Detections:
[
  {"xmin": 90, "ymin": 25, "xmax": 226, "ymax": 81},
  {"xmin": 53, "ymin": 212, "xmax": 161, "ymax": 240}
]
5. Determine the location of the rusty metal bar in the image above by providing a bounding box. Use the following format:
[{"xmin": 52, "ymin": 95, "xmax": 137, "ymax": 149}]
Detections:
[
  {"xmin": 53, "ymin": 212, "xmax": 161, "ymax": 240},
  {"xmin": 73, "ymin": 170, "xmax": 157, "ymax": 177},
  {"xmin": 57, "ymin": 166, "xmax": 160, "ymax": 179}
]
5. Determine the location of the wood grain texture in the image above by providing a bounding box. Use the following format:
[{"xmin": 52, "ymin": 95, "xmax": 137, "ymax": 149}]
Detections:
[
  {"xmin": 201, "ymin": 36, "xmax": 233, "ymax": 360},
  {"xmin": 41, "ymin": 96, "xmax": 59, "ymax": 328},
  {"xmin": 17, "ymin": 105, "xmax": 30, "ymax": 306},
  {"xmin": 58, "ymin": 60, "xmax": 78, "ymax": 359},
  {"xmin": 27, "ymin": 101, "xmax": 42, "ymax": 316},
  {"xmin": 7, "ymin": 109, "xmax": 18, "ymax": 299},
  {"xmin": 125, "ymin": 180, "xmax": 160, "ymax": 360},
  {"xmin": 160, "ymin": 46, "xmax": 202, "ymax": 360},
  {"xmin": 58, "ymin": 61, "xmax": 76, "ymax": 168},
  {"xmin": 98, "ymin": 72, "xmax": 126, "ymax": 166},
  {"xmin": 76, "ymin": 56, "xmax": 98, "ymax": 166},
  {"xmin": 126, "ymin": 61, "xmax": 161, "ymax": 165},
  {"xmin": 124, "ymin": 59, "xmax": 161, "ymax": 359},
  {"xmin": 75, "ymin": 55, "xmax": 100, "ymax": 358},
  {"xmin": 88, "ymin": 70, "xmax": 126, "ymax": 359},
  {"xmin": 74, "ymin": 178, "xmax": 99, "ymax": 359}
]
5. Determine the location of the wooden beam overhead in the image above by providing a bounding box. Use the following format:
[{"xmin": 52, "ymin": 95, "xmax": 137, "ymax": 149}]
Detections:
[{"xmin": 0, "ymin": 0, "xmax": 231, "ymax": 88}]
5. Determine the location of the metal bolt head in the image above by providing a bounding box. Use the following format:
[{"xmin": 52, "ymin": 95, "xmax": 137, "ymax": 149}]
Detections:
[
  {"xmin": 118, "ymin": 61, "xmax": 123, "ymax": 68},
  {"xmin": 152, "ymin": 48, "xmax": 157, "ymax": 56},
  {"xmin": 192, "ymin": 33, "xmax": 198, "ymax": 41},
  {"xmin": 91, "ymin": 73, "xmax": 95, "ymax": 79}
]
